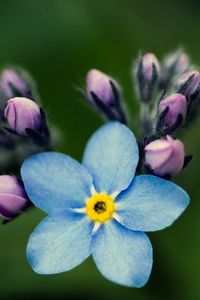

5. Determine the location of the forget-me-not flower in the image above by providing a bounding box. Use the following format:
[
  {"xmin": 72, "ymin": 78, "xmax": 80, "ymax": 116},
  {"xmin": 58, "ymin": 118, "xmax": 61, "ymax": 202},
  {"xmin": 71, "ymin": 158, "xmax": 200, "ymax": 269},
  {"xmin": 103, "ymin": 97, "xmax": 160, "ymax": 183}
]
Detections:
[{"xmin": 21, "ymin": 122, "xmax": 190, "ymax": 287}]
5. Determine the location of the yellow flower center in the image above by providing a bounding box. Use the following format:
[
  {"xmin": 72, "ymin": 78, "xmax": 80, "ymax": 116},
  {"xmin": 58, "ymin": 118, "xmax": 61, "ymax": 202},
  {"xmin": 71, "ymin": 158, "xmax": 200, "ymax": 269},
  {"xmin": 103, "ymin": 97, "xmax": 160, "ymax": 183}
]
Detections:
[{"xmin": 86, "ymin": 193, "xmax": 115, "ymax": 222}]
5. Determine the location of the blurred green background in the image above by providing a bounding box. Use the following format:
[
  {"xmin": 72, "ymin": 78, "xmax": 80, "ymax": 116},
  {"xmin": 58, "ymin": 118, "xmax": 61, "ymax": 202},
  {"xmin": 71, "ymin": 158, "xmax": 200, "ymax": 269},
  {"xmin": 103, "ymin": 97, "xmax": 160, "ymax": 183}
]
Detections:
[{"xmin": 1, "ymin": 0, "xmax": 200, "ymax": 299}]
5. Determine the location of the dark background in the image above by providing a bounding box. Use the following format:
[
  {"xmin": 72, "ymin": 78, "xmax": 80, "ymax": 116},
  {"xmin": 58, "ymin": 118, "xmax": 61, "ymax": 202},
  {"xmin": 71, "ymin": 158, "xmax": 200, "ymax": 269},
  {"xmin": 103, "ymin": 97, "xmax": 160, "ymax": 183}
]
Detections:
[{"xmin": 1, "ymin": 0, "xmax": 200, "ymax": 299}]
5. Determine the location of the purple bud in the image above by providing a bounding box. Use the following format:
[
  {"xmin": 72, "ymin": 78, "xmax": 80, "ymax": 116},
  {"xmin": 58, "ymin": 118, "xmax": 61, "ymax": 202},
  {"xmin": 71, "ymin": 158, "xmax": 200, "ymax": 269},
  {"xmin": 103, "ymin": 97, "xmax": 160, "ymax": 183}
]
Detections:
[
  {"xmin": 158, "ymin": 93, "xmax": 187, "ymax": 128},
  {"xmin": 160, "ymin": 50, "xmax": 190, "ymax": 89},
  {"xmin": 134, "ymin": 53, "xmax": 160, "ymax": 102},
  {"xmin": 4, "ymin": 97, "xmax": 42, "ymax": 136},
  {"xmin": 86, "ymin": 69, "xmax": 115, "ymax": 105},
  {"xmin": 175, "ymin": 70, "xmax": 200, "ymax": 97},
  {"xmin": 142, "ymin": 53, "xmax": 160, "ymax": 81},
  {"xmin": 86, "ymin": 69, "xmax": 127, "ymax": 124},
  {"xmin": 165, "ymin": 51, "xmax": 189, "ymax": 74},
  {"xmin": 176, "ymin": 53, "xmax": 189, "ymax": 73},
  {"xmin": 0, "ymin": 69, "xmax": 30, "ymax": 100},
  {"xmin": 0, "ymin": 175, "xmax": 28, "ymax": 220},
  {"xmin": 144, "ymin": 136, "xmax": 185, "ymax": 177}
]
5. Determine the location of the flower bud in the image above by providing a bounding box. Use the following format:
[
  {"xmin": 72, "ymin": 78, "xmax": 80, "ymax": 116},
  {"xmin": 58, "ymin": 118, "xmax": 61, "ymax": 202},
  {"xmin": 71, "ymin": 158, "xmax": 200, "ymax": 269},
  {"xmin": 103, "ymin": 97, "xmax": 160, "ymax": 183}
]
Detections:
[
  {"xmin": 165, "ymin": 51, "xmax": 189, "ymax": 74},
  {"xmin": 134, "ymin": 53, "xmax": 160, "ymax": 102},
  {"xmin": 0, "ymin": 69, "xmax": 32, "ymax": 100},
  {"xmin": 160, "ymin": 50, "xmax": 190, "ymax": 89},
  {"xmin": 144, "ymin": 136, "xmax": 185, "ymax": 177},
  {"xmin": 86, "ymin": 69, "xmax": 127, "ymax": 124},
  {"xmin": 158, "ymin": 93, "xmax": 187, "ymax": 129},
  {"xmin": 4, "ymin": 97, "xmax": 42, "ymax": 136},
  {"xmin": 175, "ymin": 70, "xmax": 200, "ymax": 98},
  {"xmin": 0, "ymin": 175, "xmax": 29, "ymax": 220},
  {"xmin": 86, "ymin": 69, "xmax": 114, "ymax": 105},
  {"xmin": 142, "ymin": 53, "xmax": 160, "ymax": 81}
]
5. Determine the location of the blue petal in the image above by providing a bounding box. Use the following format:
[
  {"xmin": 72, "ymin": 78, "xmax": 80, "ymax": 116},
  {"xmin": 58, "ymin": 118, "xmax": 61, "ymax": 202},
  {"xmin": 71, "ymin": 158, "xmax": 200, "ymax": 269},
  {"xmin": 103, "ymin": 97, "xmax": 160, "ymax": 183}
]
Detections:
[
  {"xmin": 27, "ymin": 211, "xmax": 93, "ymax": 274},
  {"xmin": 116, "ymin": 175, "xmax": 190, "ymax": 232},
  {"xmin": 21, "ymin": 152, "xmax": 93, "ymax": 214},
  {"xmin": 91, "ymin": 220, "xmax": 152, "ymax": 287},
  {"xmin": 82, "ymin": 122, "xmax": 139, "ymax": 194}
]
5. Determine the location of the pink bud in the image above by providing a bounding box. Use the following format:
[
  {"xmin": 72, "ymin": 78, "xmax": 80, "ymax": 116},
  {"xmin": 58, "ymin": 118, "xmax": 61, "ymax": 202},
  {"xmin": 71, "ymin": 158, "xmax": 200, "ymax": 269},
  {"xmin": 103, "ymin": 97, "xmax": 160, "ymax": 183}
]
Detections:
[
  {"xmin": 158, "ymin": 93, "xmax": 187, "ymax": 127},
  {"xmin": 134, "ymin": 53, "xmax": 160, "ymax": 102},
  {"xmin": 142, "ymin": 53, "xmax": 160, "ymax": 82},
  {"xmin": 176, "ymin": 53, "xmax": 190, "ymax": 74},
  {"xmin": 86, "ymin": 69, "xmax": 114, "ymax": 105},
  {"xmin": 4, "ymin": 97, "xmax": 42, "ymax": 136},
  {"xmin": 0, "ymin": 69, "xmax": 28, "ymax": 100},
  {"xmin": 160, "ymin": 50, "xmax": 190, "ymax": 89},
  {"xmin": 175, "ymin": 71, "xmax": 200, "ymax": 97},
  {"xmin": 165, "ymin": 51, "xmax": 189, "ymax": 74},
  {"xmin": 145, "ymin": 136, "xmax": 185, "ymax": 177},
  {"xmin": 0, "ymin": 175, "xmax": 28, "ymax": 220}
]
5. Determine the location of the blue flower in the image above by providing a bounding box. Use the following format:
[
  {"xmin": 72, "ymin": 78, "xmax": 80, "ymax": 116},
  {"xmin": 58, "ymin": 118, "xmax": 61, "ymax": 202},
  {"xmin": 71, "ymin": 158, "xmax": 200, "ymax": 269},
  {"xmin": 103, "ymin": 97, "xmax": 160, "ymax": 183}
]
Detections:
[{"xmin": 21, "ymin": 122, "xmax": 190, "ymax": 287}]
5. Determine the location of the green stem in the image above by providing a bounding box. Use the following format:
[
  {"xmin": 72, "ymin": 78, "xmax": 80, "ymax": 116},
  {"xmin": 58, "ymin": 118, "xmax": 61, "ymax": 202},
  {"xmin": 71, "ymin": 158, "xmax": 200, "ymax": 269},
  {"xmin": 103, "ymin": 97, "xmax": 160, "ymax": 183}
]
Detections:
[{"xmin": 140, "ymin": 103, "xmax": 153, "ymax": 137}]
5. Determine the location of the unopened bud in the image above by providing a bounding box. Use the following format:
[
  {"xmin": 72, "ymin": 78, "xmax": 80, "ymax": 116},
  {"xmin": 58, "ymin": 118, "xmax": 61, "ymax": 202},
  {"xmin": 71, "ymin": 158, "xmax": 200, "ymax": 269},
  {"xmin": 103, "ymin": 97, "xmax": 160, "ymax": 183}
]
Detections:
[
  {"xmin": 86, "ymin": 69, "xmax": 127, "ymax": 124},
  {"xmin": 175, "ymin": 70, "xmax": 200, "ymax": 98},
  {"xmin": 0, "ymin": 69, "xmax": 34, "ymax": 101},
  {"xmin": 134, "ymin": 53, "xmax": 160, "ymax": 102},
  {"xmin": 87, "ymin": 69, "xmax": 114, "ymax": 105},
  {"xmin": 160, "ymin": 50, "xmax": 190, "ymax": 89},
  {"xmin": 157, "ymin": 93, "xmax": 187, "ymax": 131},
  {"xmin": 144, "ymin": 136, "xmax": 185, "ymax": 177},
  {"xmin": 4, "ymin": 97, "xmax": 42, "ymax": 136},
  {"xmin": 0, "ymin": 175, "xmax": 29, "ymax": 221}
]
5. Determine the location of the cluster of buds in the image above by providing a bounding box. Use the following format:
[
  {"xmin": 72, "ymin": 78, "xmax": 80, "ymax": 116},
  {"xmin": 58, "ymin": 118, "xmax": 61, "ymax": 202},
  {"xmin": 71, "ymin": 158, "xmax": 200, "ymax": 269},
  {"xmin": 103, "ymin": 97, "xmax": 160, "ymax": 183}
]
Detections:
[
  {"xmin": 82, "ymin": 49, "xmax": 199, "ymax": 179},
  {"xmin": 135, "ymin": 50, "xmax": 199, "ymax": 178},
  {"xmin": 0, "ymin": 68, "xmax": 50, "ymax": 150},
  {"xmin": 135, "ymin": 49, "xmax": 200, "ymax": 178},
  {"xmin": 0, "ymin": 68, "xmax": 53, "ymax": 223}
]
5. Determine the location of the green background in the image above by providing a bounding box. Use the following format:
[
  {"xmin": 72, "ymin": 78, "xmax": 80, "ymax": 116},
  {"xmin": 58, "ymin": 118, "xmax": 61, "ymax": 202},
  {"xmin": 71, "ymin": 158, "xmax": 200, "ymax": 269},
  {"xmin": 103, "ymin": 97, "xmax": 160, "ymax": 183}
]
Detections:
[{"xmin": 1, "ymin": 0, "xmax": 200, "ymax": 299}]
